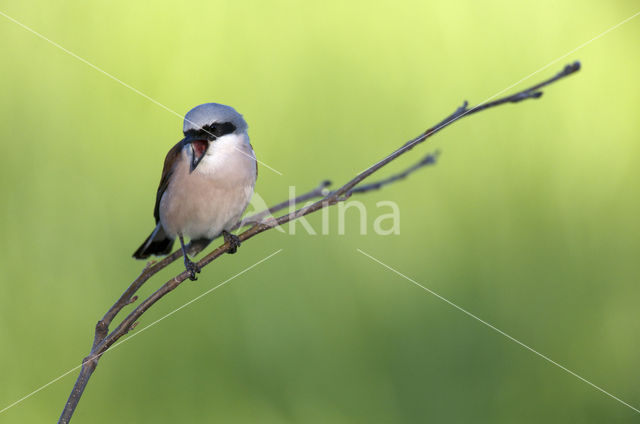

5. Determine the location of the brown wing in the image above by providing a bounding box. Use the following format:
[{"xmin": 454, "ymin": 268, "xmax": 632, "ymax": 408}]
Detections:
[{"xmin": 153, "ymin": 140, "xmax": 184, "ymax": 223}]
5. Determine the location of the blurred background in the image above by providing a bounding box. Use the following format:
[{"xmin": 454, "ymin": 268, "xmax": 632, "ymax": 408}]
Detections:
[{"xmin": 1, "ymin": 1, "xmax": 639, "ymax": 422}]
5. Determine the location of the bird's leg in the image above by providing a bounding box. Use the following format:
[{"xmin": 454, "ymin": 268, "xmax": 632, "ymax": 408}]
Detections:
[
  {"xmin": 188, "ymin": 238, "xmax": 213, "ymax": 257},
  {"xmin": 179, "ymin": 234, "xmax": 200, "ymax": 280},
  {"xmin": 222, "ymin": 230, "xmax": 241, "ymax": 254}
]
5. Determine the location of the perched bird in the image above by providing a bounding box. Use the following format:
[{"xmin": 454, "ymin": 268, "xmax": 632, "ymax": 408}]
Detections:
[{"xmin": 133, "ymin": 103, "xmax": 257, "ymax": 280}]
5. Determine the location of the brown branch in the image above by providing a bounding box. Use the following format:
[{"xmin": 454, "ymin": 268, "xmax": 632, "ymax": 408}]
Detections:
[
  {"xmin": 233, "ymin": 180, "xmax": 332, "ymax": 229},
  {"xmin": 58, "ymin": 61, "xmax": 580, "ymax": 423},
  {"xmin": 236, "ymin": 150, "xmax": 440, "ymax": 228}
]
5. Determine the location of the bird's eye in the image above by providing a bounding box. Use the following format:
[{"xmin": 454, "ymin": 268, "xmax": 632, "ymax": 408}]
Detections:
[{"xmin": 209, "ymin": 124, "xmax": 220, "ymax": 139}]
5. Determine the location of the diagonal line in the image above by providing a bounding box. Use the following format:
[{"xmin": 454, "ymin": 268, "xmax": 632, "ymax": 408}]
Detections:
[
  {"xmin": 446, "ymin": 10, "xmax": 640, "ymax": 128},
  {"xmin": 361, "ymin": 9, "xmax": 640, "ymax": 174},
  {"xmin": 357, "ymin": 248, "xmax": 640, "ymax": 414},
  {"xmin": 0, "ymin": 249, "xmax": 283, "ymax": 415},
  {"xmin": 0, "ymin": 9, "xmax": 283, "ymax": 176}
]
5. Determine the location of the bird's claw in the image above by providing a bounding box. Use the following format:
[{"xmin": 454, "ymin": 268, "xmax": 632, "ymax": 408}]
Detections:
[
  {"xmin": 184, "ymin": 259, "xmax": 201, "ymax": 281},
  {"xmin": 223, "ymin": 231, "xmax": 241, "ymax": 254}
]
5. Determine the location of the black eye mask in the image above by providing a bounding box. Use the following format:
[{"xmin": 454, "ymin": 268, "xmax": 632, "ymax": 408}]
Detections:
[{"xmin": 184, "ymin": 121, "xmax": 237, "ymax": 141}]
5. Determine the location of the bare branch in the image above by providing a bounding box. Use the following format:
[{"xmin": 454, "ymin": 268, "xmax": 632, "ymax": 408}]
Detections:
[
  {"xmin": 237, "ymin": 150, "xmax": 439, "ymax": 228},
  {"xmin": 58, "ymin": 61, "xmax": 580, "ymax": 423},
  {"xmin": 351, "ymin": 151, "xmax": 440, "ymax": 194},
  {"xmin": 234, "ymin": 179, "xmax": 332, "ymax": 229}
]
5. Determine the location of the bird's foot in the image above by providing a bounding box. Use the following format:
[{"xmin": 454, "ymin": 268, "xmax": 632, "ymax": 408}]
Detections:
[
  {"xmin": 223, "ymin": 231, "xmax": 241, "ymax": 254},
  {"xmin": 184, "ymin": 258, "xmax": 201, "ymax": 281}
]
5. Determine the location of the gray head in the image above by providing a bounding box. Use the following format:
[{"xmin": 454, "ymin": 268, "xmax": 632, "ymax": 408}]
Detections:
[
  {"xmin": 182, "ymin": 103, "xmax": 248, "ymax": 136},
  {"xmin": 182, "ymin": 103, "xmax": 249, "ymax": 172}
]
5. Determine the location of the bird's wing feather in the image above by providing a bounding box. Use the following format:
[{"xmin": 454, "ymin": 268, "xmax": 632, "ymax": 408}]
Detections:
[{"xmin": 154, "ymin": 140, "xmax": 184, "ymax": 223}]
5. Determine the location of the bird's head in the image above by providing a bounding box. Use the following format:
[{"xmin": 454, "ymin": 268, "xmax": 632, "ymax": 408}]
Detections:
[{"xmin": 181, "ymin": 103, "xmax": 249, "ymax": 172}]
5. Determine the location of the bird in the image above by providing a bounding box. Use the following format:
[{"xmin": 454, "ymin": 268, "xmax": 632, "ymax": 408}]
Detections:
[{"xmin": 133, "ymin": 103, "xmax": 257, "ymax": 280}]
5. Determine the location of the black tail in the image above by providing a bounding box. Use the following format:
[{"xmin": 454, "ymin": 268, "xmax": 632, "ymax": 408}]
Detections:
[{"xmin": 132, "ymin": 224, "xmax": 174, "ymax": 259}]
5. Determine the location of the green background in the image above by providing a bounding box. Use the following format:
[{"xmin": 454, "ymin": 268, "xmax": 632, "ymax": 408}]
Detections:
[{"xmin": 1, "ymin": 1, "xmax": 639, "ymax": 422}]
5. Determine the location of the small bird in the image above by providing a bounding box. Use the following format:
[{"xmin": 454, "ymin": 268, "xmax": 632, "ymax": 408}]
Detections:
[{"xmin": 133, "ymin": 103, "xmax": 257, "ymax": 280}]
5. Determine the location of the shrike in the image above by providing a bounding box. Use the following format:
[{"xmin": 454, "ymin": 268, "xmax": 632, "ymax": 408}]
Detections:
[{"xmin": 133, "ymin": 103, "xmax": 257, "ymax": 280}]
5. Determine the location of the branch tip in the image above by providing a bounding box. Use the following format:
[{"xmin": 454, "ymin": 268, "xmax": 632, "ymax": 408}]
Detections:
[
  {"xmin": 421, "ymin": 152, "xmax": 439, "ymax": 165},
  {"xmin": 564, "ymin": 61, "xmax": 581, "ymax": 74}
]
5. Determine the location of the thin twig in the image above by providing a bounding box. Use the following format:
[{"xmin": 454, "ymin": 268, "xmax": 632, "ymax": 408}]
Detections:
[
  {"xmin": 237, "ymin": 150, "xmax": 439, "ymax": 228},
  {"xmin": 58, "ymin": 61, "xmax": 580, "ymax": 423},
  {"xmin": 233, "ymin": 180, "xmax": 332, "ymax": 229}
]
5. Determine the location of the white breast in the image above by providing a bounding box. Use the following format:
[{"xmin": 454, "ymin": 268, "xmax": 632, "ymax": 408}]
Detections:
[{"xmin": 159, "ymin": 132, "xmax": 257, "ymax": 240}]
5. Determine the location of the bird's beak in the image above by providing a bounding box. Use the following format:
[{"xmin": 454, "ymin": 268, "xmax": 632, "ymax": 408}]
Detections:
[{"xmin": 184, "ymin": 136, "xmax": 210, "ymax": 173}]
